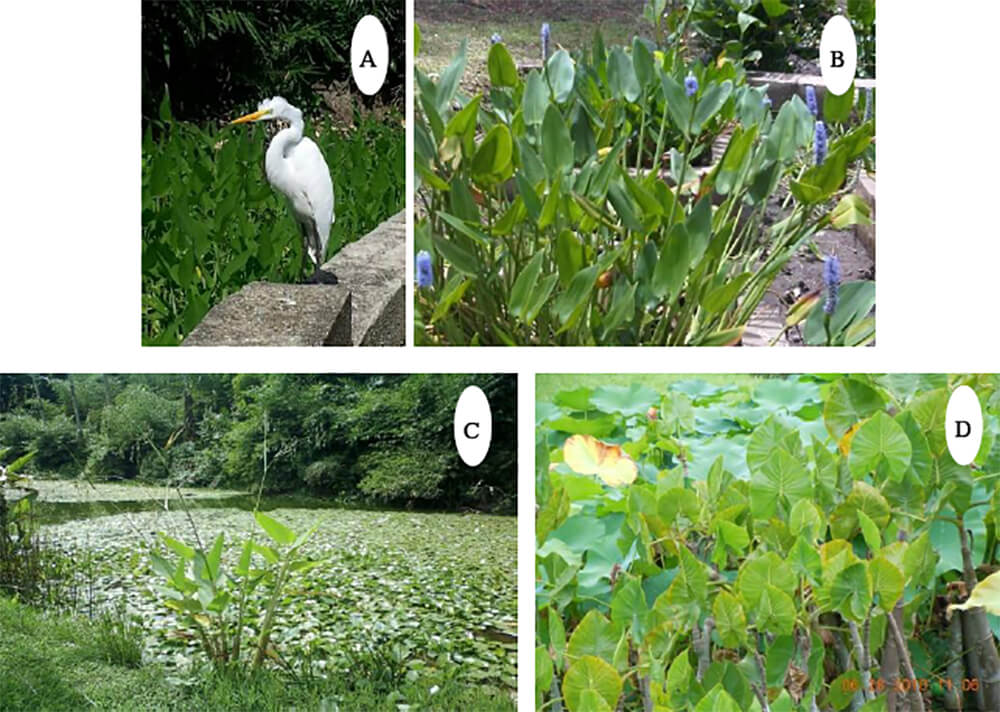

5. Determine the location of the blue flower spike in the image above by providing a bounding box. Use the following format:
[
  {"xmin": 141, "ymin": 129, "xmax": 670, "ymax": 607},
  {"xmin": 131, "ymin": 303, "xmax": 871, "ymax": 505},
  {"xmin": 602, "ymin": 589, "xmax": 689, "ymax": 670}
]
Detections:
[
  {"xmin": 416, "ymin": 250, "xmax": 433, "ymax": 289},
  {"xmin": 685, "ymin": 74, "xmax": 698, "ymax": 97},
  {"xmin": 490, "ymin": 33, "xmax": 502, "ymax": 45},
  {"xmin": 813, "ymin": 120, "xmax": 828, "ymax": 165},
  {"xmin": 805, "ymin": 84, "xmax": 818, "ymax": 116},
  {"xmin": 541, "ymin": 23, "xmax": 551, "ymax": 62},
  {"xmin": 823, "ymin": 254, "xmax": 841, "ymax": 315}
]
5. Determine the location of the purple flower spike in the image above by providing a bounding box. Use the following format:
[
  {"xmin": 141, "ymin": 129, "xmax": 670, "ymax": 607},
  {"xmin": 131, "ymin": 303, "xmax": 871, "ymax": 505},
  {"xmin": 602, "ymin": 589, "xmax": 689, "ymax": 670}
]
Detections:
[
  {"xmin": 685, "ymin": 74, "xmax": 698, "ymax": 97},
  {"xmin": 823, "ymin": 255, "xmax": 841, "ymax": 315},
  {"xmin": 491, "ymin": 33, "xmax": 502, "ymax": 44},
  {"xmin": 416, "ymin": 250, "xmax": 433, "ymax": 288},
  {"xmin": 814, "ymin": 120, "xmax": 828, "ymax": 165},
  {"xmin": 805, "ymin": 85, "xmax": 818, "ymax": 116},
  {"xmin": 541, "ymin": 23, "xmax": 551, "ymax": 61},
  {"xmin": 762, "ymin": 95, "xmax": 772, "ymax": 109},
  {"xmin": 863, "ymin": 87, "xmax": 872, "ymax": 122}
]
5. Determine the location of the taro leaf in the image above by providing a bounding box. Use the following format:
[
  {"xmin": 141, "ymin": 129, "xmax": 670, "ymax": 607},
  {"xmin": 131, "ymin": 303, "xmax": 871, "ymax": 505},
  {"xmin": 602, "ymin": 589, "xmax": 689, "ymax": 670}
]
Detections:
[
  {"xmin": 757, "ymin": 584, "xmax": 796, "ymax": 635},
  {"xmin": 869, "ymin": 556, "xmax": 904, "ymax": 611},
  {"xmin": 830, "ymin": 481, "xmax": 891, "ymax": 539},
  {"xmin": 546, "ymin": 50, "xmax": 576, "ymax": 104},
  {"xmin": 536, "ymin": 646, "xmax": 554, "ymax": 700},
  {"xmin": 542, "ymin": 104, "xmax": 574, "ymax": 175},
  {"xmin": 255, "ymin": 511, "xmax": 295, "ymax": 546},
  {"xmin": 537, "ymin": 486, "xmax": 570, "ymax": 544},
  {"xmin": 788, "ymin": 535, "xmax": 822, "ymax": 581},
  {"xmin": 824, "ymin": 378, "xmax": 885, "ymax": 440},
  {"xmin": 589, "ymin": 383, "xmax": 659, "ymax": 417},
  {"xmin": 829, "ymin": 562, "xmax": 872, "ymax": 622},
  {"xmin": 694, "ymin": 685, "xmax": 741, "ymax": 712},
  {"xmin": 749, "ymin": 447, "xmax": 812, "ymax": 519},
  {"xmin": 712, "ymin": 591, "xmax": 746, "ymax": 648},
  {"xmin": 789, "ymin": 499, "xmax": 824, "ymax": 541},
  {"xmin": 717, "ymin": 520, "xmax": 749, "ymax": 552},
  {"xmin": 523, "ymin": 70, "xmax": 550, "ymax": 125},
  {"xmin": 857, "ymin": 510, "xmax": 881, "ymax": 552},
  {"xmin": 562, "ymin": 655, "xmax": 622, "ymax": 712},
  {"xmin": 677, "ymin": 545, "xmax": 708, "ymax": 601},
  {"xmin": 849, "ymin": 411, "xmax": 912, "ymax": 482},
  {"xmin": 902, "ymin": 531, "xmax": 936, "ymax": 584},
  {"xmin": 487, "ymin": 42, "xmax": 518, "ymax": 87},
  {"xmin": 738, "ymin": 552, "xmax": 797, "ymax": 608},
  {"xmin": 658, "ymin": 488, "xmax": 700, "ymax": 527},
  {"xmin": 909, "ymin": 389, "xmax": 949, "ymax": 456},
  {"xmin": 829, "ymin": 671, "xmax": 862, "ymax": 710},
  {"xmin": 766, "ymin": 634, "xmax": 796, "ymax": 687},
  {"xmin": 747, "ymin": 415, "xmax": 801, "ymax": 473},
  {"xmin": 566, "ymin": 609, "xmax": 621, "ymax": 664},
  {"xmin": 610, "ymin": 578, "xmax": 649, "ymax": 642},
  {"xmin": 549, "ymin": 606, "xmax": 567, "ymax": 668},
  {"xmin": 665, "ymin": 648, "xmax": 693, "ymax": 707}
]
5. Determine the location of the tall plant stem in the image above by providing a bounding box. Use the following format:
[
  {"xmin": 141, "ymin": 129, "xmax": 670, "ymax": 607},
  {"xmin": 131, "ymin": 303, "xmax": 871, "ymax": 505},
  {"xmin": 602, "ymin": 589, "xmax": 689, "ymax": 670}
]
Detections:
[{"xmin": 885, "ymin": 610, "xmax": 926, "ymax": 712}]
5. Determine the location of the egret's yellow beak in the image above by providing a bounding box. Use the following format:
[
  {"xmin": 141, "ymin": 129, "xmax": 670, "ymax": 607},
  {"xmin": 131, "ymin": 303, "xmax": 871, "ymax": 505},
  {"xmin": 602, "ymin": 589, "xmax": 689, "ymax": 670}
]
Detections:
[{"xmin": 230, "ymin": 108, "xmax": 271, "ymax": 125}]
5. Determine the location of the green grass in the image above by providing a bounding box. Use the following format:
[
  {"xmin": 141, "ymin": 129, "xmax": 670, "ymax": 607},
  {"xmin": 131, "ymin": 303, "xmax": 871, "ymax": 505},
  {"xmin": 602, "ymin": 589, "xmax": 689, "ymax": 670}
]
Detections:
[
  {"xmin": 536, "ymin": 374, "xmax": 763, "ymax": 403},
  {"xmin": 141, "ymin": 100, "xmax": 404, "ymax": 346},
  {"xmin": 0, "ymin": 596, "xmax": 515, "ymax": 711}
]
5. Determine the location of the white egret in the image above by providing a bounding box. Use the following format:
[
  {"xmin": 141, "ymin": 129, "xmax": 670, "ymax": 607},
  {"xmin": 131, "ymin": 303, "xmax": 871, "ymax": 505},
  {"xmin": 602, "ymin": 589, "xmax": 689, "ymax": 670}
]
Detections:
[{"xmin": 230, "ymin": 97, "xmax": 337, "ymax": 283}]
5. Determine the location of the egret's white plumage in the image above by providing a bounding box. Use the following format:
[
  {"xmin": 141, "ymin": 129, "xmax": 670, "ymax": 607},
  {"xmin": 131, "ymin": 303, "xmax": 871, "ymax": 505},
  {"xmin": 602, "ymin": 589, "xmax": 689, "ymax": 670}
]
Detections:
[{"xmin": 230, "ymin": 97, "xmax": 335, "ymax": 281}]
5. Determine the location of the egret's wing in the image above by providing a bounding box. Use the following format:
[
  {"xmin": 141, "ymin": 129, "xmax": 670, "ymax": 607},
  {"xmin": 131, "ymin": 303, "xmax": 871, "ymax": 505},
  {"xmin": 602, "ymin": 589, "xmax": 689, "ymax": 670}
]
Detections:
[{"xmin": 286, "ymin": 137, "xmax": 335, "ymax": 260}]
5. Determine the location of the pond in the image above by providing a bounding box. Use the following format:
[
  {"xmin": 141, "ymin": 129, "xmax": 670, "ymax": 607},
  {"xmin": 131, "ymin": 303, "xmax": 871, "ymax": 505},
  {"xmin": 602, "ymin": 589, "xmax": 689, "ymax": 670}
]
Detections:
[{"xmin": 32, "ymin": 481, "xmax": 518, "ymax": 691}]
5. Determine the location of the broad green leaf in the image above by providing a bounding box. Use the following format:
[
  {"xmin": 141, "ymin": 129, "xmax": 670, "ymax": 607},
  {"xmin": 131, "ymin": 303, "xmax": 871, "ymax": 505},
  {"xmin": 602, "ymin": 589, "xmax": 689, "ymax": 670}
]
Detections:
[
  {"xmin": 471, "ymin": 124, "xmax": 513, "ymax": 178},
  {"xmin": 717, "ymin": 520, "xmax": 749, "ymax": 552},
  {"xmin": 692, "ymin": 81, "xmax": 733, "ymax": 135},
  {"xmin": 555, "ymin": 265, "xmax": 599, "ymax": 326},
  {"xmin": 857, "ymin": 509, "xmax": 881, "ymax": 551},
  {"xmin": 824, "ymin": 378, "xmax": 885, "ymax": 440},
  {"xmin": 607, "ymin": 47, "xmax": 640, "ymax": 103},
  {"xmin": 694, "ymin": 685, "xmax": 740, "ymax": 712},
  {"xmin": 830, "ymin": 481, "xmax": 891, "ymax": 539},
  {"xmin": 546, "ymin": 50, "xmax": 576, "ymax": 104},
  {"xmin": 566, "ymin": 610, "xmax": 620, "ymax": 663},
  {"xmin": 829, "ymin": 671, "xmax": 862, "ymax": 710},
  {"xmin": 536, "ymin": 646, "xmax": 554, "ymax": 698},
  {"xmin": 712, "ymin": 591, "xmax": 746, "ymax": 648},
  {"xmin": 487, "ymin": 43, "xmax": 518, "ymax": 87},
  {"xmin": 523, "ymin": 70, "xmax": 549, "ymax": 125},
  {"xmin": 869, "ymin": 556, "xmax": 904, "ymax": 611},
  {"xmin": 562, "ymin": 655, "xmax": 622, "ymax": 712},
  {"xmin": 824, "ymin": 82, "xmax": 855, "ymax": 123},
  {"xmin": 849, "ymin": 411, "xmax": 912, "ymax": 481},
  {"xmin": 750, "ymin": 447, "xmax": 812, "ymax": 519},
  {"xmin": 829, "ymin": 194, "xmax": 872, "ymax": 229},
  {"xmin": 757, "ymin": 584, "xmax": 796, "ymax": 635},
  {"xmin": 829, "ymin": 562, "xmax": 872, "ymax": 621},
  {"xmin": 542, "ymin": 104, "xmax": 574, "ymax": 175},
  {"xmin": 738, "ymin": 552, "xmax": 797, "ymax": 608},
  {"xmin": 509, "ymin": 252, "xmax": 547, "ymax": 320},
  {"xmin": 766, "ymin": 634, "xmax": 795, "ymax": 686}
]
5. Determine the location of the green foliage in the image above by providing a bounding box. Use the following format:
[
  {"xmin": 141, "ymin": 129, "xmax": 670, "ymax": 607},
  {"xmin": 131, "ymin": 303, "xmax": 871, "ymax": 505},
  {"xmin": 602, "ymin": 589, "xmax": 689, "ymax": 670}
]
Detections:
[
  {"xmin": 142, "ymin": 101, "xmax": 404, "ymax": 345},
  {"xmin": 141, "ymin": 0, "xmax": 404, "ymax": 124},
  {"xmin": 148, "ymin": 512, "xmax": 320, "ymax": 672},
  {"xmin": 92, "ymin": 602, "xmax": 145, "ymax": 668},
  {"xmin": 537, "ymin": 374, "xmax": 1000, "ymax": 711},
  {"xmin": 0, "ymin": 595, "xmax": 515, "ymax": 711},
  {"xmin": 356, "ymin": 447, "xmax": 451, "ymax": 501},
  {"xmin": 415, "ymin": 30, "xmax": 873, "ymax": 345}
]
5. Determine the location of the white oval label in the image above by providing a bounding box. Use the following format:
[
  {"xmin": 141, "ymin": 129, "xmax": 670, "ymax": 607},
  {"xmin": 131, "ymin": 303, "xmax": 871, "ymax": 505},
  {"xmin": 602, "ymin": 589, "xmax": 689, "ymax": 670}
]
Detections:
[
  {"xmin": 454, "ymin": 386, "xmax": 492, "ymax": 467},
  {"xmin": 819, "ymin": 15, "xmax": 857, "ymax": 96},
  {"xmin": 351, "ymin": 15, "xmax": 389, "ymax": 96},
  {"xmin": 945, "ymin": 385, "xmax": 983, "ymax": 466}
]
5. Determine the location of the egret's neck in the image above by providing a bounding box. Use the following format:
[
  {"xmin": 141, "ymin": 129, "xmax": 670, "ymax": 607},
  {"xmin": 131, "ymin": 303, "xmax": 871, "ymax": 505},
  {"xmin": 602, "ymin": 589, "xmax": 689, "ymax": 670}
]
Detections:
[{"xmin": 265, "ymin": 113, "xmax": 305, "ymax": 190}]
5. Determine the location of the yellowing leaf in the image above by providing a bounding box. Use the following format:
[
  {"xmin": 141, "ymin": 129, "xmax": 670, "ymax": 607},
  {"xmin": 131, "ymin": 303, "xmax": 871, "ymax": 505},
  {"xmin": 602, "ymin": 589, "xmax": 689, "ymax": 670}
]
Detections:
[
  {"xmin": 838, "ymin": 421, "xmax": 862, "ymax": 456},
  {"xmin": 563, "ymin": 434, "xmax": 638, "ymax": 486},
  {"xmin": 948, "ymin": 569, "xmax": 1000, "ymax": 617}
]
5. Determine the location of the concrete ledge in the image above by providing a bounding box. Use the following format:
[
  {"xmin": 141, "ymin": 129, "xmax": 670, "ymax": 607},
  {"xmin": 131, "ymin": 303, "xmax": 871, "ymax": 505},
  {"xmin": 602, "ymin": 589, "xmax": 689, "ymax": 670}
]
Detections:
[
  {"xmin": 747, "ymin": 71, "xmax": 875, "ymax": 108},
  {"xmin": 183, "ymin": 211, "xmax": 405, "ymax": 347},
  {"xmin": 323, "ymin": 211, "xmax": 406, "ymax": 346},
  {"xmin": 855, "ymin": 173, "xmax": 875, "ymax": 259},
  {"xmin": 184, "ymin": 283, "xmax": 352, "ymax": 346}
]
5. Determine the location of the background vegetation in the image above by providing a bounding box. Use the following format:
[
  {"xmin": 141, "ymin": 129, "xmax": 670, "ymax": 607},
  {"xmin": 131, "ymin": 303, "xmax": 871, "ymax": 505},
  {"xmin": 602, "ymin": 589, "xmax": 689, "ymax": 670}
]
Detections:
[{"xmin": 0, "ymin": 374, "xmax": 516, "ymax": 514}]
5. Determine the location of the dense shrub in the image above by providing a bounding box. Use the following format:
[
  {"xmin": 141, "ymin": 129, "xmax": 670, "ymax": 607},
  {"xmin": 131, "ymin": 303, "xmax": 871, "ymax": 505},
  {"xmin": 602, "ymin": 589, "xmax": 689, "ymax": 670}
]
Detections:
[
  {"xmin": 0, "ymin": 414, "xmax": 80, "ymax": 475},
  {"xmin": 355, "ymin": 448, "xmax": 452, "ymax": 502}
]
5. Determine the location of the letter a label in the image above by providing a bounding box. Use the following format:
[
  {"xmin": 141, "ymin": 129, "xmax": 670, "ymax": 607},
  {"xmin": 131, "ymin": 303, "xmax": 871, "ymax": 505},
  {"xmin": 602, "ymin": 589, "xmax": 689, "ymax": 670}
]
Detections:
[{"xmin": 351, "ymin": 15, "xmax": 388, "ymax": 95}]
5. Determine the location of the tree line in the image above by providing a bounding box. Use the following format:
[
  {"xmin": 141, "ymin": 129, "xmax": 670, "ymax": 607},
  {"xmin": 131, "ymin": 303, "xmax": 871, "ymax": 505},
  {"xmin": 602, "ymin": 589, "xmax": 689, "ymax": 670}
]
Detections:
[{"xmin": 0, "ymin": 374, "xmax": 515, "ymax": 513}]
